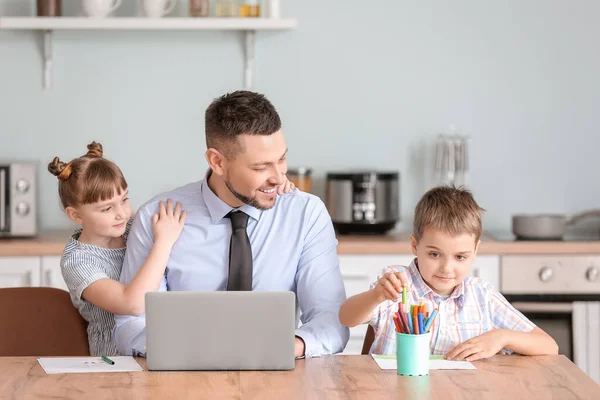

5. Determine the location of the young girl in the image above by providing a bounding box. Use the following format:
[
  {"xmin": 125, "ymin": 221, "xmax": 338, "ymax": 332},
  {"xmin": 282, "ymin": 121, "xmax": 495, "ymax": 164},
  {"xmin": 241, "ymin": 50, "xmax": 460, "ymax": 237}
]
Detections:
[
  {"xmin": 48, "ymin": 141, "xmax": 188, "ymax": 357},
  {"xmin": 49, "ymin": 141, "xmax": 296, "ymax": 357}
]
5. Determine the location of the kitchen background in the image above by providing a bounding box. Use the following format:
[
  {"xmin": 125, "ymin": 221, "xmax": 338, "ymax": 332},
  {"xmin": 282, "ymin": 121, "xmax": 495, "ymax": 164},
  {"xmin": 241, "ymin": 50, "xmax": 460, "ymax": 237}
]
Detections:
[{"xmin": 1, "ymin": 0, "xmax": 600, "ymax": 233}]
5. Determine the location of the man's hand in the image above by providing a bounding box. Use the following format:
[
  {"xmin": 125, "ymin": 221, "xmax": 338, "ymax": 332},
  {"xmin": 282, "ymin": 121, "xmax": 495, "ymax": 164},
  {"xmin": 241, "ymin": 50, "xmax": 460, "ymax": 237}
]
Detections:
[
  {"xmin": 295, "ymin": 336, "xmax": 305, "ymax": 358},
  {"xmin": 445, "ymin": 329, "xmax": 508, "ymax": 362}
]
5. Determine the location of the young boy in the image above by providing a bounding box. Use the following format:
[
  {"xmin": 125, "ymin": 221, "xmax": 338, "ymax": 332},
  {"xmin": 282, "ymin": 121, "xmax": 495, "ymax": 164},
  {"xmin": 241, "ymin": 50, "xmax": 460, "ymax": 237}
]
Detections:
[{"xmin": 339, "ymin": 186, "xmax": 558, "ymax": 361}]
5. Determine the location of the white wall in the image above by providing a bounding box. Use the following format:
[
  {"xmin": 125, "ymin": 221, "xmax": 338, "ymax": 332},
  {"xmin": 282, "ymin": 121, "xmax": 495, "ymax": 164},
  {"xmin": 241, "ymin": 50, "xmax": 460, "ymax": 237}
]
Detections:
[{"xmin": 1, "ymin": 0, "xmax": 599, "ymax": 233}]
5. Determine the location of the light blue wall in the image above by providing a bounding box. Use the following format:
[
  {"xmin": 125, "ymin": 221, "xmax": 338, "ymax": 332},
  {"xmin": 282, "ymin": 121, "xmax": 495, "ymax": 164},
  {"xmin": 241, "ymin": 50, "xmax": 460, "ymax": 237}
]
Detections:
[{"xmin": 1, "ymin": 0, "xmax": 599, "ymax": 234}]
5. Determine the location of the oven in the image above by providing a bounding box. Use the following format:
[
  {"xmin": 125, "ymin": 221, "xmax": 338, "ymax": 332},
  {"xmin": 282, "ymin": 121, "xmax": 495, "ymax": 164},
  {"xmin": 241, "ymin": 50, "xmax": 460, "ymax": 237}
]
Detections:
[
  {"xmin": 0, "ymin": 163, "xmax": 37, "ymax": 237},
  {"xmin": 501, "ymin": 255, "xmax": 600, "ymax": 383}
]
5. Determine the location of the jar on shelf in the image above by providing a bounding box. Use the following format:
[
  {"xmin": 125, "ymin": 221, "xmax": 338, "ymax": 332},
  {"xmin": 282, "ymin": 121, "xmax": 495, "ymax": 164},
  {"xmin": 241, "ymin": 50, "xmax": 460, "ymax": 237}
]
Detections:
[
  {"xmin": 37, "ymin": 0, "xmax": 61, "ymax": 16},
  {"xmin": 215, "ymin": 0, "xmax": 237, "ymax": 17},
  {"xmin": 287, "ymin": 168, "xmax": 312, "ymax": 193},
  {"xmin": 266, "ymin": 0, "xmax": 280, "ymax": 18},
  {"xmin": 239, "ymin": 0, "xmax": 260, "ymax": 18},
  {"xmin": 189, "ymin": 0, "xmax": 209, "ymax": 17}
]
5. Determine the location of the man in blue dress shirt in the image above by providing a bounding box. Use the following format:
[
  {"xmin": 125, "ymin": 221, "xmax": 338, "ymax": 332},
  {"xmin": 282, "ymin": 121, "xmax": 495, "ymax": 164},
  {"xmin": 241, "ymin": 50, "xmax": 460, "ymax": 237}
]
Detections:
[{"xmin": 113, "ymin": 90, "xmax": 349, "ymax": 358}]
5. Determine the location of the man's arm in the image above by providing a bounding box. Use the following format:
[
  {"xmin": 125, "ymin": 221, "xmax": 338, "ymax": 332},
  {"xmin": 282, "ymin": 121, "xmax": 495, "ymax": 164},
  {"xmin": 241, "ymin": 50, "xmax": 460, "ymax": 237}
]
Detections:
[
  {"xmin": 295, "ymin": 199, "xmax": 350, "ymax": 357},
  {"xmin": 113, "ymin": 206, "xmax": 166, "ymax": 356}
]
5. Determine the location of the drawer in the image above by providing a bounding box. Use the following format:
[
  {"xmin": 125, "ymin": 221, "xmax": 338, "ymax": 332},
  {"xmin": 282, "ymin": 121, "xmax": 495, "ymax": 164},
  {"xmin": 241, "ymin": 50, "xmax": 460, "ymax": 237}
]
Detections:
[
  {"xmin": 342, "ymin": 274, "xmax": 372, "ymax": 298},
  {"xmin": 0, "ymin": 256, "xmax": 40, "ymax": 287},
  {"xmin": 339, "ymin": 255, "xmax": 414, "ymax": 275},
  {"xmin": 340, "ymin": 254, "xmax": 415, "ymax": 297},
  {"xmin": 502, "ymin": 255, "xmax": 600, "ymax": 294}
]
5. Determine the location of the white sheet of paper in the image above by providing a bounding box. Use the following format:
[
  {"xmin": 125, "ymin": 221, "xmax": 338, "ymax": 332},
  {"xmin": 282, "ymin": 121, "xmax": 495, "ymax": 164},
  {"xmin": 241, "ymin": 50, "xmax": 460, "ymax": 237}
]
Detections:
[
  {"xmin": 371, "ymin": 354, "xmax": 476, "ymax": 370},
  {"xmin": 37, "ymin": 356, "xmax": 144, "ymax": 374}
]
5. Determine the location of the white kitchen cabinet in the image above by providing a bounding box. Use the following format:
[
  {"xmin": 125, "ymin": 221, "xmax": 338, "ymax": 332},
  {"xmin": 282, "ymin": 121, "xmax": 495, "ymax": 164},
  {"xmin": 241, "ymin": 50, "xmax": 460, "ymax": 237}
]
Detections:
[
  {"xmin": 0, "ymin": 257, "xmax": 40, "ymax": 288},
  {"xmin": 339, "ymin": 254, "xmax": 416, "ymax": 298},
  {"xmin": 40, "ymin": 256, "xmax": 68, "ymax": 291},
  {"xmin": 470, "ymin": 255, "xmax": 500, "ymax": 290},
  {"xmin": 0, "ymin": 255, "xmax": 69, "ymax": 290}
]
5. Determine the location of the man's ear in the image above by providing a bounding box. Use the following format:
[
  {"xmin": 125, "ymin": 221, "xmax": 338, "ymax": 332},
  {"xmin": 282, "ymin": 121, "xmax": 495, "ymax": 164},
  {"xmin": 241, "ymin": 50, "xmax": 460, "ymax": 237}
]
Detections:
[
  {"xmin": 205, "ymin": 148, "xmax": 227, "ymax": 176},
  {"xmin": 65, "ymin": 206, "xmax": 83, "ymax": 225}
]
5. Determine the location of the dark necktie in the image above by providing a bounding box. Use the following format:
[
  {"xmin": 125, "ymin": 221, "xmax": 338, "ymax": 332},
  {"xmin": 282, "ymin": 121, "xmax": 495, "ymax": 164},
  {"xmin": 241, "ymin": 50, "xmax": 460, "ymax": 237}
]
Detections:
[{"xmin": 226, "ymin": 211, "xmax": 253, "ymax": 291}]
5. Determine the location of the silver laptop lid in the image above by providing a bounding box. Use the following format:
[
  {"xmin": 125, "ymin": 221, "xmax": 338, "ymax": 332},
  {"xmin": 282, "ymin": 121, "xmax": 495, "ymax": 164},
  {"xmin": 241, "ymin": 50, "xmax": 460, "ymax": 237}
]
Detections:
[{"xmin": 145, "ymin": 291, "xmax": 296, "ymax": 371}]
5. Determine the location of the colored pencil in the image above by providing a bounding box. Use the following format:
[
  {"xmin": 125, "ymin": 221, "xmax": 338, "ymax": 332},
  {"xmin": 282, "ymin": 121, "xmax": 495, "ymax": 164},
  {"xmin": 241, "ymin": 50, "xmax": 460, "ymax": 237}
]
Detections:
[
  {"xmin": 393, "ymin": 314, "xmax": 402, "ymax": 333},
  {"xmin": 413, "ymin": 314, "xmax": 420, "ymax": 335},
  {"xmin": 424, "ymin": 309, "xmax": 439, "ymax": 332}
]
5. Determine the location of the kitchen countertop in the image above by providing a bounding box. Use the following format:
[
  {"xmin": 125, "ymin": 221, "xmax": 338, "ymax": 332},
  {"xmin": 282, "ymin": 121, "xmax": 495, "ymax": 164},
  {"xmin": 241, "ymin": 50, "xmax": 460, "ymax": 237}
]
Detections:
[
  {"xmin": 336, "ymin": 232, "xmax": 600, "ymax": 255},
  {"xmin": 2, "ymin": 231, "xmax": 600, "ymax": 257},
  {"xmin": 0, "ymin": 231, "xmax": 72, "ymax": 257}
]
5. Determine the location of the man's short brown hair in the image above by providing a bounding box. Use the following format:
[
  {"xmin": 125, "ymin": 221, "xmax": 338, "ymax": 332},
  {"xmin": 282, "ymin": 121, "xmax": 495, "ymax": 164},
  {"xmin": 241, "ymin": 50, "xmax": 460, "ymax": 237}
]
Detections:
[
  {"xmin": 413, "ymin": 186, "xmax": 485, "ymax": 242},
  {"xmin": 205, "ymin": 90, "xmax": 282, "ymax": 158}
]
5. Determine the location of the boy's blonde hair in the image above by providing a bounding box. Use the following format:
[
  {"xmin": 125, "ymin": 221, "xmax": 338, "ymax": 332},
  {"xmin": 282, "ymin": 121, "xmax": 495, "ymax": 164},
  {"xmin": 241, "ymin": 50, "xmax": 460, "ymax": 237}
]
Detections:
[{"xmin": 413, "ymin": 186, "xmax": 485, "ymax": 242}]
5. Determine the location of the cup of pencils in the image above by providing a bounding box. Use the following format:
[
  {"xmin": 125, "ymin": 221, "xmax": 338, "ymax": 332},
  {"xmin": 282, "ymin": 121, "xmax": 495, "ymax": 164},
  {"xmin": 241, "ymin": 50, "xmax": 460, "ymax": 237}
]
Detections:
[{"xmin": 393, "ymin": 287, "xmax": 439, "ymax": 376}]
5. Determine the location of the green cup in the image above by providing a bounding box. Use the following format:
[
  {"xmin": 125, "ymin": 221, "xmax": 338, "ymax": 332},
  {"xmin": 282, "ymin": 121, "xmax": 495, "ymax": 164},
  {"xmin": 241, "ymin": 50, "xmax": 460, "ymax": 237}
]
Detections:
[{"xmin": 396, "ymin": 331, "xmax": 431, "ymax": 376}]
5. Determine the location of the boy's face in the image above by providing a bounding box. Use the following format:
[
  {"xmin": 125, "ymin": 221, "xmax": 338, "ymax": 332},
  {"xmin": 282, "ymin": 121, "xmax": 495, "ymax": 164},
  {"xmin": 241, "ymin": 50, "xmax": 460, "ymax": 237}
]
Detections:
[{"xmin": 410, "ymin": 227, "xmax": 480, "ymax": 296}]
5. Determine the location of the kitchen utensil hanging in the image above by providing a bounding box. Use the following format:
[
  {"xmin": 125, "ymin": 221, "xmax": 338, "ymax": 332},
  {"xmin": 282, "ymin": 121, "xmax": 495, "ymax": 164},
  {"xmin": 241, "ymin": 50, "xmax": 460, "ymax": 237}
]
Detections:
[{"xmin": 434, "ymin": 131, "xmax": 470, "ymax": 187}]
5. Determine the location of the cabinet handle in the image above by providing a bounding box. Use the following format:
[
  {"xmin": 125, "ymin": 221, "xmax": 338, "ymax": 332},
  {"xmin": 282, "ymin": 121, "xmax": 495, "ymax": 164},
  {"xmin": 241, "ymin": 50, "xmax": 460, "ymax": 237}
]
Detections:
[
  {"xmin": 586, "ymin": 266, "xmax": 599, "ymax": 282},
  {"xmin": 0, "ymin": 169, "xmax": 5, "ymax": 230},
  {"xmin": 539, "ymin": 266, "xmax": 554, "ymax": 282},
  {"xmin": 512, "ymin": 302, "xmax": 573, "ymax": 313},
  {"xmin": 45, "ymin": 270, "xmax": 52, "ymax": 287}
]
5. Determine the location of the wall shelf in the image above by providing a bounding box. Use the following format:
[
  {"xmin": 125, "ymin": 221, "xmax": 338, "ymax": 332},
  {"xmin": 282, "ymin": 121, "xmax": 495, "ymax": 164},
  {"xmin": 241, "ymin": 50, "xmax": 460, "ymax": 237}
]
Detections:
[{"xmin": 0, "ymin": 17, "xmax": 297, "ymax": 89}]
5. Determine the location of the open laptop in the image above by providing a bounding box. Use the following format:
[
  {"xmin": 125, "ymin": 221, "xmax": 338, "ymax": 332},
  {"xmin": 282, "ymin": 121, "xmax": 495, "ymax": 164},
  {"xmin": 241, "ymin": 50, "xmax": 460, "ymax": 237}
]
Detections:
[{"xmin": 145, "ymin": 291, "xmax": 296, "ymax": 371}]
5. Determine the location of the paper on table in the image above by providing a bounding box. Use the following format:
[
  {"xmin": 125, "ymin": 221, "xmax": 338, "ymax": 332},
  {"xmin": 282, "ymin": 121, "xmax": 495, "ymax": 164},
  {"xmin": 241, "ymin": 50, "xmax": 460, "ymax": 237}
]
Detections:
[
  {"xmin": 37, "ymin": 356, "xmax": 144, "ymax": 374},
  {"xmin": 371, "ymin": 354, "xmax": 476, "ymax": 370}
]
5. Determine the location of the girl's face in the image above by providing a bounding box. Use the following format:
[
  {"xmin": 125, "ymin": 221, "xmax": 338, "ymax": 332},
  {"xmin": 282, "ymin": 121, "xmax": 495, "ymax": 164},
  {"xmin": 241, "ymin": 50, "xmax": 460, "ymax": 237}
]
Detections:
[{"xmin": 66, "ymin": 190, "xmax": 132, "ymax": 239}]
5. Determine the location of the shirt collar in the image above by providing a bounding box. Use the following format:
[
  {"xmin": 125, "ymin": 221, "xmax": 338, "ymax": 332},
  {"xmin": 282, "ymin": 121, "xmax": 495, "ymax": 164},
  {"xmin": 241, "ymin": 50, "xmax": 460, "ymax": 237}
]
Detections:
[
  {"xmin": 408, "ymin": 258, "xmax": 466, "ymax": 309},
  {"xmin": 200, "ymin": 169, "xmax": 262, "ymax": 223}
]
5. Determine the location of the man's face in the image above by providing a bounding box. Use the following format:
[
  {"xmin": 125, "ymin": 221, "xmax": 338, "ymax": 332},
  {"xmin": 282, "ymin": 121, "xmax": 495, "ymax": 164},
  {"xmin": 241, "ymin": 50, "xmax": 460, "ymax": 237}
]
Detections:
[{"xmin": 223, "ymin": 130, "xmax": 288, "ymax": 210}]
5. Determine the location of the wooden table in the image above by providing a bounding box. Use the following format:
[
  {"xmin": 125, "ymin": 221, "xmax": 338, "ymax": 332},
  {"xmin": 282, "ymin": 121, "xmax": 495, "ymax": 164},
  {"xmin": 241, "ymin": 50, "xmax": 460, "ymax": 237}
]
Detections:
[{"xmin": 1, "ymin": 355, "xmax": 598, "ymax": 399}]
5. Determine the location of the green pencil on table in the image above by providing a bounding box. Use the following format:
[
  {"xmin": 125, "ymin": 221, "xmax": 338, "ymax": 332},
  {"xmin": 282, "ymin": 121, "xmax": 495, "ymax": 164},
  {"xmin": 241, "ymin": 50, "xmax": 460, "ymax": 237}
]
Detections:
[{"xmin": 101, "ymin": 356, "xmax": 115, "ymax": 365}]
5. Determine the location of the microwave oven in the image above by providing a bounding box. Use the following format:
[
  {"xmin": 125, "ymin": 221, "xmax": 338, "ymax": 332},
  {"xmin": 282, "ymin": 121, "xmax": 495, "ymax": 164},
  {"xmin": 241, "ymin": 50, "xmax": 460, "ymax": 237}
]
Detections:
[{"xmin": 0, "ymin": 162, "xmax": 37, "ymax": 237}]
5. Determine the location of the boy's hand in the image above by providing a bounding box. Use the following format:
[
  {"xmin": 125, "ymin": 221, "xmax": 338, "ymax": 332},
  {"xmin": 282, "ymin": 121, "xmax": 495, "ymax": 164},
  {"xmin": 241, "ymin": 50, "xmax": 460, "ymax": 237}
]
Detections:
[
  {"xmin": 152, "ymin": 199, "xmax": 187, "ymax": 246},
  {"xmin": 277, "ymin": 174, "xmax": 296, "ymax": 195},
  {"xmin": 445, "ymin": 329, "xmax": 508, "ymax": 362},
  {"xmin": 373, "ymin": 270, "xmax": 409, "ymax": 303}
]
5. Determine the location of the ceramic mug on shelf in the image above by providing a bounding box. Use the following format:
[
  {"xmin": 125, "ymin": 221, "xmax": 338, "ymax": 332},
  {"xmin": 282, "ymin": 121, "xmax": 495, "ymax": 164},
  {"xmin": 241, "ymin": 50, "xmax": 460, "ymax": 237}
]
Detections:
[
  {"xmin": 81, "ymin": 0, "xmax": 123, "ymax": 18},
  {"xmin": 141, "ymin": 0, "xmax": 176, "ymax": 17}
]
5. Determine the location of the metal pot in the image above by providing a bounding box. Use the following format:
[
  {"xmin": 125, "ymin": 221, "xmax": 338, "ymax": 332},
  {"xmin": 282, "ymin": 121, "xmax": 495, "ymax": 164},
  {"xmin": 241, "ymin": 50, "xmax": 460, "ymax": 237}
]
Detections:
[{"xmin": 512, "ymin": 209, "xmax": 600, "ymax": 240}]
